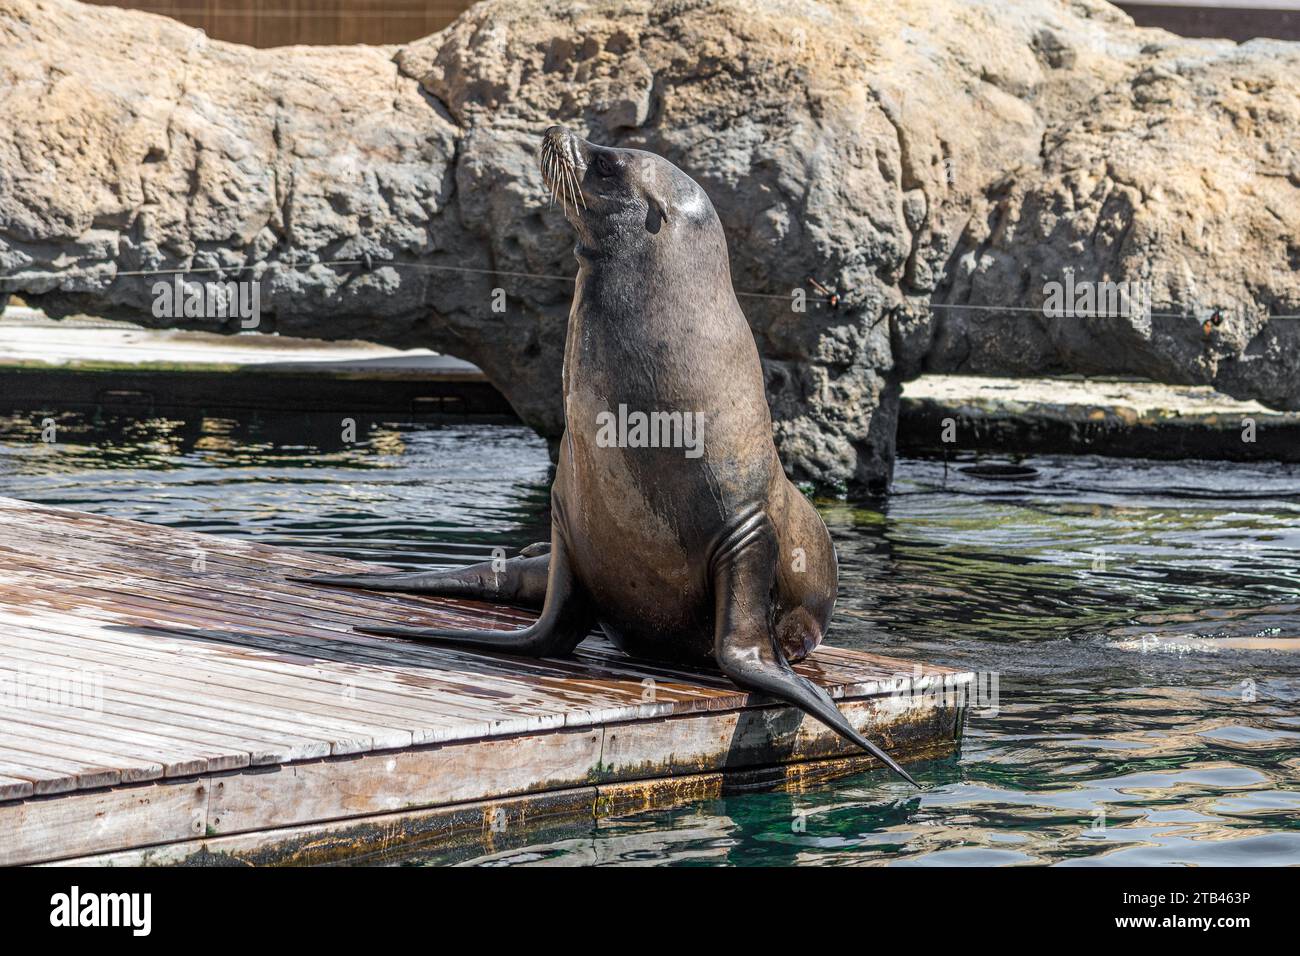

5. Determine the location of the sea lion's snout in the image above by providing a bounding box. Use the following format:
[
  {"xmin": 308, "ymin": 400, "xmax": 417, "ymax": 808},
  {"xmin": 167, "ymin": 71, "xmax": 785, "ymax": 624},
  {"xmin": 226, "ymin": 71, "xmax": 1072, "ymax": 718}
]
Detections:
[
  {"xmin": 542, "ymin": 126, "xmax": 586, "ymax": 168},
  {"xmin": 540, "ymin": 126, "xmax": 589, "ymax": 217}
]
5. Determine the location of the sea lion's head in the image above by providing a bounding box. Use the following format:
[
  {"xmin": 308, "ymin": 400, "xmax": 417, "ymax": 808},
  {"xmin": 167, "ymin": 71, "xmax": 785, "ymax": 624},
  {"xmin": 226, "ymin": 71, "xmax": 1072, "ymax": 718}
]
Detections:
[{"xmin": 539, "ymin": 126, "xmax": 713, "ymax": 255}]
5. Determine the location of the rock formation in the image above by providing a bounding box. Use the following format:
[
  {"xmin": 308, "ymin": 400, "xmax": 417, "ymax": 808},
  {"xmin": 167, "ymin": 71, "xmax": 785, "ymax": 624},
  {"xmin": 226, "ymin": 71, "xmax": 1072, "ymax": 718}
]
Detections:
[{"xmin": 1, "ymin": 0, "xmax": 1297, "ymax": 492}]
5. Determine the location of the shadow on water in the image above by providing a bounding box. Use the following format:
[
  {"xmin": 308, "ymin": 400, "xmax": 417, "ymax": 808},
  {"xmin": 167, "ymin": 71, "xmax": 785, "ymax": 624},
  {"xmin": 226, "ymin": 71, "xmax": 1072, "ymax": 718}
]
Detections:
[{"xmin": 1, "ymin": 406, "xmax": 1298, "ymax": 865}]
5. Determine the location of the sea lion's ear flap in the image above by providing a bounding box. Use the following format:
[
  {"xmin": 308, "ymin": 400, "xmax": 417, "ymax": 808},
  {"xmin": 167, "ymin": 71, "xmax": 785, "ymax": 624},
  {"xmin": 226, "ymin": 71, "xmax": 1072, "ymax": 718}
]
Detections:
[{"xmin": 645, "ymin": 195, "xmax": 669, "ymax": 235}]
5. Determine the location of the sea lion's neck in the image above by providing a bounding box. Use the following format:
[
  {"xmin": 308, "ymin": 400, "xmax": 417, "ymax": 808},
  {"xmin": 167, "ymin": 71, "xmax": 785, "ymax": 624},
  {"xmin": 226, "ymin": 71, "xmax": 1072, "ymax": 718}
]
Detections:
[
  {"xmin": 560, "ymin": 221, "xmax": 776, "ymax": 476},
  {"xmin": 566, "ymin": 240, "xmax": 761, "ymax": 396}
]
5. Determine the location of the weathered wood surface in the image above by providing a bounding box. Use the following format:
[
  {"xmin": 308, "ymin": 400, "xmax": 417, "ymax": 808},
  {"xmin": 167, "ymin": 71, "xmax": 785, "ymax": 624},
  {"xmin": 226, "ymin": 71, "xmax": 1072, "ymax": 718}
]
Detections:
[{"xmin": 0, "ymin": 496, "xmax": 971, "ymax": 864}]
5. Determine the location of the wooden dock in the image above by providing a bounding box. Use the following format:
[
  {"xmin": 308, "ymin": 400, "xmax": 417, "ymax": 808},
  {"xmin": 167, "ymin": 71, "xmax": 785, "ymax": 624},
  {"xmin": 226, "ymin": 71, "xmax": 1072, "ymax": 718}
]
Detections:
[{"xmin": 0, "ymin": 497, "xmax": 971, "ymax": 866}]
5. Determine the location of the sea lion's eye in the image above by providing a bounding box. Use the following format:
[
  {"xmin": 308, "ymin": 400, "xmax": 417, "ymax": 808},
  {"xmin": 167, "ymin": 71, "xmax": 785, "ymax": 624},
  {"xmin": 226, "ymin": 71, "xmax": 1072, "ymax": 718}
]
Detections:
[{"xmin": 594, "ymin": 154, "xmax": 617, "ymax": 177}]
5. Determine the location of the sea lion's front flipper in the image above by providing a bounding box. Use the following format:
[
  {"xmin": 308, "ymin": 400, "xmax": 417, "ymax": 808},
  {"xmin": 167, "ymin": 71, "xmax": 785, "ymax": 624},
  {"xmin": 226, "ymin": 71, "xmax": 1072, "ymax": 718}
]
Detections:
[
  {"xmin": 351, "ymin": 531, "xmax": 593, "ymax": 657},
  {"xmin": 711, "ymin": 511, "xmax": 919, "ymax": 788},
  {"xmin": 287, "ymin": 550, "xmax": 551, "ymax": 609}
]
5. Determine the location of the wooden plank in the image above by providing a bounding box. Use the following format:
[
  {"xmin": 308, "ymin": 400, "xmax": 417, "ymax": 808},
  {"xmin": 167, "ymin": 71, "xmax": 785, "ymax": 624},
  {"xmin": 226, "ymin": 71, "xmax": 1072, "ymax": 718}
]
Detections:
[
  {"xmin": 2, "ymin": 603, "xmax": 549, "ymax": 728},
  {"xmin": 1, "ymin": 626, "xmax": 415, "ymax": 754},
  {"xmin": 0, "ymin": 679, "xmax": 331, "ymax": 767},
  {"xmin": 0, "ymin": 711, "xmax": 235, "ymax": 777},
  {"xmin": 0, "ymin": 528, "xmax": 691, "ymax": 697},
  {"xmin": 0, "ymin": 775, "xmax": 34, "ymax": 801},
  {"xmin": 4, "ymin": 621, "xmax": 602, "ymax": 752},
  {"xmin": 0, "ymin": 724, "xmax": 179, "ymax": 782},
  {"xmin": 0, "ymin": 760, "xmax": 76, "ymax": 796},
  {"xmin": 0, "ymin": 732, "xmax": 165, "ymax": 784},
  {"xmin": 2, "ymin": 599, "xmax": 622, "ymax": 731},
  {"xmin": 0, "ymin": 748, "xmax": 123, "ymax": 793},
  {"xmin": 0, "ymin": 615, "xmax": 494, "ymax": 736},
  {"xmin": 0, "ymin": 779, "xmax": 209, "ymax": 867},
  {"xmin": 48, "ymin": 785, "xmax": 604, "ymax": 868},
  {"xmin": 2, "ymin": 640, "xmax": 365, "ymax": 763},
  {"xmin": 207, "ymin": 726, "xmax": 606, "ymax": 836},
  {"xmin": 3, "ymin": 608, "xmax": 688, "ymax": 734}
]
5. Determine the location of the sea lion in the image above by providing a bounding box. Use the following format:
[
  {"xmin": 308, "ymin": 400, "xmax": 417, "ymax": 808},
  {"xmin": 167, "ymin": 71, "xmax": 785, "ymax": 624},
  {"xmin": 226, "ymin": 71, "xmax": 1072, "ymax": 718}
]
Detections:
[{"xmin": 296, "ymin": 126, "xmax": 916, "ymax": 786}]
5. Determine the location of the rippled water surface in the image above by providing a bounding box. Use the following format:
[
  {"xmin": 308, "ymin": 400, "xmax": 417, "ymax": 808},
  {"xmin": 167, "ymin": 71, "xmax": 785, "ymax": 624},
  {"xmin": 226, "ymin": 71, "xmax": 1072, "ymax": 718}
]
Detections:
[{"xmin": 2, "ymin": 408, "xmax": 1297, "ymax": 866}]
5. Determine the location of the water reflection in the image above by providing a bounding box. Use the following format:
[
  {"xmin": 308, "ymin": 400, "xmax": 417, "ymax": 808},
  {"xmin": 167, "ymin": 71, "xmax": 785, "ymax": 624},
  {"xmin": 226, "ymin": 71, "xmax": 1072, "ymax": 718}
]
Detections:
[{"xmin": 0, "ymin": 408, "xmax": 552, "ymax": 562}]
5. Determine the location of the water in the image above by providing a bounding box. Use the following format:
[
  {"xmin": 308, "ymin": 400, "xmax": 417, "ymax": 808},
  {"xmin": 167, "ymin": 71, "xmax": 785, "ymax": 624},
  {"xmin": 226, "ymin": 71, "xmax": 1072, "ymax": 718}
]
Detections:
[{"xmin": 2, "ymin": 408, "xmax": 1298, "ymax": 866}]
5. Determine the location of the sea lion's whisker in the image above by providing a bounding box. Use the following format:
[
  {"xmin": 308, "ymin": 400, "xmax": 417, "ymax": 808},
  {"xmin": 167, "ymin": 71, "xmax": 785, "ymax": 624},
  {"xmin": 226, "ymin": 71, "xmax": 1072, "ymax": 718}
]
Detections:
[
  {"xmin": 550, "ymin": 153, "xmax": 565, "ymax": 211},
  {"xmin": 564, "ymin": 160, "xmax": 581, "ymax": 214},
  {"xmin": 554, "ymin": 147, "xmax": 571, "ymax": 211},
  {"xmin": 543, "ymin": 142, "xmax": 561, "ymax": 206},
  {"xmin": 561, "ymin": 157, "xmax": 575, "ymax": 216},
  {"xmin": 560, "ymin": 163, "xmax": 574, "ymax": 215},
  {"xmin": 563, "ymin": 162, "xmax": 579, "ymax": 211},
  {"xmin": 545, "ymin": 150, "xmax": 559, "ymax": 207},
  {"xmin": 545, "ymin": 145, "xmax": 559, "ymax": 209},
  {"xmin": 572, "ymin": 165, "xmax": 586, "ymax": 210}
]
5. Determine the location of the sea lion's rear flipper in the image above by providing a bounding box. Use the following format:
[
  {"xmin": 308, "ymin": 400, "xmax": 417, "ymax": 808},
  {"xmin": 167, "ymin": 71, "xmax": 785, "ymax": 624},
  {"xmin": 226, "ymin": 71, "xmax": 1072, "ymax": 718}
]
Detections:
[
  {"xmin": 287, "ymin": 549, "xmax": 551, "ymax": 609},
  {"xmin": 711, "ymin": 512, "xmax": 919, "ymax": 788},
  {"xmin": 350, "ymin": 533, "xmax": 592, "ymax": 657}
]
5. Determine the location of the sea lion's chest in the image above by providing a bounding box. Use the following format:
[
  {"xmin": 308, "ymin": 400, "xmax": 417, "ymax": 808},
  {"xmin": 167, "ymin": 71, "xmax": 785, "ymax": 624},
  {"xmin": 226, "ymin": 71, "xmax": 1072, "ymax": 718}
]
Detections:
[{"xmin": 555, "ymin": 266, "xmax": 779, "ymax": 646}]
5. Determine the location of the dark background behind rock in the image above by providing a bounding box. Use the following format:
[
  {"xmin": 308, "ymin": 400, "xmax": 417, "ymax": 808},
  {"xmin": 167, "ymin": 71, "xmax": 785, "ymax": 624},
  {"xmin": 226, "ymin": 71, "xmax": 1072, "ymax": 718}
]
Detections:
[
  {"xmin": 1122, "ymin": 2, "xmax": 1300, "ymax": 42},
  {"xmin": 82, "ymin": 1, "xmax": 1300, "ymax": 46}
]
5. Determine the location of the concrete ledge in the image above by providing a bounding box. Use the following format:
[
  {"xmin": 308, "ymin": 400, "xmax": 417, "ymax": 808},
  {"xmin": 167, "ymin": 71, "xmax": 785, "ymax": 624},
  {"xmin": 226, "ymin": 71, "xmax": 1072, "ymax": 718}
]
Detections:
[{"xmin": 899, "ymin": 375, "xmax": 1300, "ymax": 463}]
